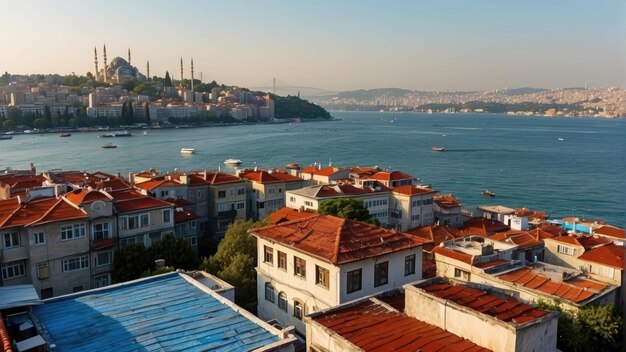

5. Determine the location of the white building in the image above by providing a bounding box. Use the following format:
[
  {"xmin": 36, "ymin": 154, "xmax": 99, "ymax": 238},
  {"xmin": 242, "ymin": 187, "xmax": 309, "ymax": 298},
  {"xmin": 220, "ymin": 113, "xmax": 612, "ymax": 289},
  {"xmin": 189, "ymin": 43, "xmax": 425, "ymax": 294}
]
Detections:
[{"xmin": 251, "ymin": 213, "xmax": 429, "ymax": 336}]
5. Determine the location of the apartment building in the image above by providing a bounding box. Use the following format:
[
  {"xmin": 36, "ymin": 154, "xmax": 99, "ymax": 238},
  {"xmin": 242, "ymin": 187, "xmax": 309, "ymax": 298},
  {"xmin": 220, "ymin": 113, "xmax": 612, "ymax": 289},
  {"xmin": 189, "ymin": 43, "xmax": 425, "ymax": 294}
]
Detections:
[
  {"xmin": 238, "ymin": 169, "xmax": 305, "ymax": 220},
  {"xmin": 389, "ymin": 186, "xmax": 436, "ymax": 231}
]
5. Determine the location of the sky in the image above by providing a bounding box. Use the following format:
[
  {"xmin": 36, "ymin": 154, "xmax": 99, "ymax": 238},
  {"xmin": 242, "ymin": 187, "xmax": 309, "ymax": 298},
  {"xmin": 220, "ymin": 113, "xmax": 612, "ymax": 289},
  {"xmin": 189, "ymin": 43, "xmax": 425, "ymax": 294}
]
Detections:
[{"xmin": 0, "ymin": 0, "xmax": 624, "ymax": 91}]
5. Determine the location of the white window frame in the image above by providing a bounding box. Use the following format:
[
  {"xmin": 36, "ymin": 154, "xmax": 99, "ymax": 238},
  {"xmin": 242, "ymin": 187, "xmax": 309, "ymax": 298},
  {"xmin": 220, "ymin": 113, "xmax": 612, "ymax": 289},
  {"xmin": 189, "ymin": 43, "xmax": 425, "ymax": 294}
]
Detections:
[
  {"xmin": 188, "ymin": 236, "xmax": 198, "ymax": 247},
  {"xmin": 557, "ymin": 244, "xmax": 576, "ymax": 256},
  {"xmin": 1, "ymin": 261, "xmax": 25, "ymax": 280},
  {"xmin": 62, "ymin": 255, "xmax": 89, "ymax": 272},
  {"xmin": 60, "ymin": 224, "xmax": 86, "ymax": 241},
  {"xmin": 3, "ymin": 232, "xmax": 20, "ymax": 248},
  {"xmin": 598, "ymin": 266, "xmax": 615, "ymax": 278},
  {"xmin": 95, "ymin": 251, "xmax": 112, "ymax": 267},
  {"xmin": 94, "ymin": 274, "xmax": 110, "ymax": 288},
  {"xmin": 92, "ymin": 222, "xmax": 111, "ymax": 241},
  {"xmin": 162, "ymin": 209, "xmax": 172, "ymax": 224},
  {"xmin": 33, "ymin": 231, "xmax": 45, "ymax": 245},
  {"xmin": 265, "ymin": 283, "xmax": 275, "ymax": 303}
]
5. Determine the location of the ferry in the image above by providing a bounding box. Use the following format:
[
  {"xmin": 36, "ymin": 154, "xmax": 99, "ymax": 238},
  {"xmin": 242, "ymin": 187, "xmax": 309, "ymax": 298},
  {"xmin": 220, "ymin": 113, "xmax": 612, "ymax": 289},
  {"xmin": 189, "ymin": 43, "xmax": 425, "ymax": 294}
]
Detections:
[
  {"xmin": 180, "ymin": 148, "xmax": 195, "ymax": 154},
  {"xmin": 482, "ymin": 189, "xmax": 496, "ymax": 197},
  {"xmin": 224, "ymin": 158, "xmax": 242, "ymax": 166},
  {"xmin": 431, "ymin": 147, "xmax": 445, "ymax": 152},
  {"xmin": 102, "ymin": 143, "xmax": 117, "ymax": 149}
]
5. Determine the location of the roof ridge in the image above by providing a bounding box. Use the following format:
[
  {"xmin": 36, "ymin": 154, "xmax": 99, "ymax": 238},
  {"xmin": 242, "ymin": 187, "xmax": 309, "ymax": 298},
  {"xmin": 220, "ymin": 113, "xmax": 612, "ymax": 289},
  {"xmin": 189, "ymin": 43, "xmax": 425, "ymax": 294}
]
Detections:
[
  {"xmin": 0, "ymin": 201, "xmax": 21, "ymax": 228},
  {"xmin": 331, "ymin": 218, "xmax": 347, "ymax": 265}
]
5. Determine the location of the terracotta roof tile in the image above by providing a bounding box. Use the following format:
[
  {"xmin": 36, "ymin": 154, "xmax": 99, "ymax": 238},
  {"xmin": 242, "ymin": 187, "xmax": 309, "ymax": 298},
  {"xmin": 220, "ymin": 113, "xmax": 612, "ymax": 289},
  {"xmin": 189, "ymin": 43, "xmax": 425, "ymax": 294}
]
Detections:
[
  {"xmin": 163, "ymin": 197, "xmax": 194, "ymax": 207},
  {"xmin": 459, "ymin": 217, "xmax": 509, "ymax": 237},
  {"xmin": 547, "ymin": 235, "xmax": 612, "ymax": 250},
  {"xmin": 0, "ymin": 313, "xmax": 13, "ymax": 352},
  {"xmin": 64, "ymin": 189, "xmax": 111, "ymax": 205},
  {"xmin": 431, "ymin": 246, "xmax": 473, "ymax": 265},
  {"xmin": 266, "ymin": 207, "xmax": 317, "ymax": 224},
  {"xmin": 252, "ymin": 214, "xmax": 428, "ymax": 265},
  {"xmin": 370, "ymin": 171, "xmax": 415, "ymax": 181},
  {"xmin": 196, "ymin": 171, "xmax": 242, "ymax": 185},
  {"xmin": 109, "ymin": 189, "xmax": 172, "ymax": 213},
  {"xmin": 407, "ymin": 225, "xmax": 465, "ymax": 251},
  {"xmin": 135, "ymin": 177, "xmax": 182, "ymax": 190},
  {"xmin": 312, "ymin": 300, "xmax": 491, "ymax": 352},
  {"xmin": 392, "ymin": 186, "xmax": 436, "ymax": 196},
  {"xmin": 240, "ymin": 170, "xmax": 302, "ymax": 184},
  {"xmin": 434, "ymin": 194, "xmax": 462, "ymax": 208},
  {"xmin": 497, "ymin": 267, "xmax": 608, "ymax": 304},
  {"xmin": 540, "ymin": 223, "xmax": 568, "ymax": 237},
  {"xmin": 174, "ymin": 209, "xmax": 200, "ymax": 224},
  {"xmin": 312, "ymin": 166, "xmax": 343, "ymax": 177},
  {"xmin": 577, "ymin": 244, "xmax": 625, "ymax": 269},
  {"xmin": 0, "ymin": 197, "xmax": 87, "ymax": 228},
  {"xmin": 594, "ymin": 225, "xmax": 625, "ymax": 239}
]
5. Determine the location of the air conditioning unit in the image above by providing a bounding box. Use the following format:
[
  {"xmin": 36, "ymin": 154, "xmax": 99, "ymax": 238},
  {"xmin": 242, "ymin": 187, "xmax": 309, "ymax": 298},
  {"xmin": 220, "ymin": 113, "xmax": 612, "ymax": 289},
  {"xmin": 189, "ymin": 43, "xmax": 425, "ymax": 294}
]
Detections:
[{"xmin": 38, "ymin": 265, "xmax": 50, "ymax": 280}]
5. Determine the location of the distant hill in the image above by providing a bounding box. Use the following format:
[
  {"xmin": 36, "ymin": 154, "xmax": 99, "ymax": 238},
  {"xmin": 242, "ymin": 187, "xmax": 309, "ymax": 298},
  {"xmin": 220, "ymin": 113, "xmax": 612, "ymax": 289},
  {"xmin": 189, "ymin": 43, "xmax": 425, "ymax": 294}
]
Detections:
[
  {"xmin": 249, "ymin": 85, "xmax": 338, "ymax": 98},
  {"xmin": 502, "ymin": 87, "xmax": 547, "ymax": 95},
  {"xmin": 328, "ymin": 88, "xmax": 415, "ymax": 100}
]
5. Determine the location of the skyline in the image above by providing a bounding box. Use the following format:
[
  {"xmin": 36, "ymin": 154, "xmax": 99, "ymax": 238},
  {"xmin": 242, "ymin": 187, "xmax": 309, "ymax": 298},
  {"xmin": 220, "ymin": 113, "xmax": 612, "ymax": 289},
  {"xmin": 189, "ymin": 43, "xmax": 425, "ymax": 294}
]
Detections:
[{"xmin": 1, "ymin": 1, "xmax": 624, "ymax": 91}]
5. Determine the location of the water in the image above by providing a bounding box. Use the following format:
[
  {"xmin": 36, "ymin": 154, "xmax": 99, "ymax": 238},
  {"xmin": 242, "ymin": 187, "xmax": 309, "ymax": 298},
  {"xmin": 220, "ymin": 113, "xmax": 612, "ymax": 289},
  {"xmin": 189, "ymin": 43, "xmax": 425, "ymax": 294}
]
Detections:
[{"xmin": 1, "ymin": 112, "xmax": 624, "ymax": 225}]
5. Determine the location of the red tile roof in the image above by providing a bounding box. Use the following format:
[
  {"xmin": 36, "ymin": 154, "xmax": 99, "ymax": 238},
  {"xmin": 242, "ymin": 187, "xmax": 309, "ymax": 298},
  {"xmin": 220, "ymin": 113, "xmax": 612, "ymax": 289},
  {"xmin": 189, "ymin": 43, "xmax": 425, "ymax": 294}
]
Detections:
[
  {"xmin": 266, "ymin": 207, "xmax": 318, "ymax": 224},
  {"xmin": 489, "ymin": 229, "xmax": 554, "ymax": 249},
  {"xmin": 370, "ymin": 170, "xmax": 415, "ymax": 181},
  {"xmin": 251, "ymin": 214, "xmax": 429, "ymax": 265},
  {"xmin": 434, "ymin": 194, "xmax": 462, "ymax": 208},
  {"xmin": 459, "ymin": 217, "xmax": 509, "ymax": 237},
  {"xmin": 300, "ymin": 165, "xmax": 318, "ymax": 174},
  {"xmin": 432, "ymin": 246, "xmax": 474, "ymax": 265},
  {"xmin": 0, "ymin": 197, "xmax": 87, "ymax": 228},
  {"xmin": 312, "ymin": 166, "xmax": 343, "ymax": 177},
  {"xmin": 163, "ymin": 197, "xmax": 194, "ymax": 207},
  {"xmin": 420, "ymin": 282, "xmax": 549, "ymax": 325},
  {"xmin": 194, "ymin": 171, "xmax": 242, "ymax": 185},
  {"xmin": 312, "ymin": 300, "xmax": 491, "ymax": 352},
  {"xmin": 548, "ymin": 235, "xmax": 612, "ymax": 250},
  {"xmin": 378, "ymin": 292, "xmax": 406, "ymax": 312},
  {"xmin": 514, "ymin": 208, "xmax": 548, "ymax": 220},
  {"xmin": 135, "ymin": 177, "xmax": 183, "ymax": 190},
  {"xmin": 497, "ymin": 267, "xmax": 608, "ymax": 304},
  {"xmin": 406, "ymin": 225, "xmax": 465, "ymax": 251},
  {"xmin": 391, "ymin": 186, "xmax": 436, "ymax": 196},
  {"xmin": 578, "ymin": 244, "xmax": 625, "ymax": 269},
  {"xmin": 540, "ymin": 223, "xmax": 567, "ymax": 237},
  {"xmin": 174, "ymin": 209, "xmax": 200, "ymax": 224},
  {"xmin": 240, "ymin": 170, "xmax": 303, "ymax": 184},
  {"xmin": 0, "ymin": 174, "xmax": 45, "ymax": 189},
  {"xmin": 109, "ymin": 189, "xmax": 172, "ymax": 213},
  {"xmin": 0, "ymin": 313, "xmax": 13, "ymax": 352},
  {"xmin": 64, "ymin": 189, "xmax": 112, "ymax": 205},
  {"xmin": 594, "ymin": 225, "xmax": 625, "ymax": 239}
]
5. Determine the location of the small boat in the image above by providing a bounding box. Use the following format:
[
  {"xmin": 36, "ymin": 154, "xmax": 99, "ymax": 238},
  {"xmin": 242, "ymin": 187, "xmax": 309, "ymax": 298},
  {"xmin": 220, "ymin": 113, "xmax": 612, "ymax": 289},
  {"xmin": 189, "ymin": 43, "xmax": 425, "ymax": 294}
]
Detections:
[
  {"xmin": 482, "ymin": 189, "xmax": 496, "ymax": 197},
  {"xmin": 558, "ymin": 138, "xmax": 564, "ymax": 141},
  {"xmin": 180, "ymin": 148, "xmax": 195, "ymax": 154},
  {"xmin": 0, "ymin": 135, "xmax": 12, "ymax": 140},
  {"xmin": 224, "ymin": 158, "xmax": 242, "ymax": 166},
  {"xmin": 59, "ymin": 132, "xmax": 71, "ymax": 137},
  {"xmin": 143, "ymin": 130, "xmax": 149, "ymax": 135},
  {"xmin": 102, "ymin": 143, "xmax": 117, "ymax": 149},
  {"xmin": 99, "ymin": 133, "xmax": 115, "ymax": 138},
  {"xmin": 114, "ymin": 131, "xmax": 133, "ymax": 137},
  {"xmin": 431, "ymin": 147, "xmax": 445, "ymax": 152}
]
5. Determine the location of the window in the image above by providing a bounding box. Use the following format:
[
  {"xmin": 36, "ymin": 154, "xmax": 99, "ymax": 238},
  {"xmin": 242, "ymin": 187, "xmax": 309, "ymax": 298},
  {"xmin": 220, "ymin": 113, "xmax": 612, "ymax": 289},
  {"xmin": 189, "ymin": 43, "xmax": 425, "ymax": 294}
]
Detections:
[
  {"xmin": 268, "ymin": 188, "xmax": 276, "ymax": 195},
  {"xmin": 265, "ymin": 283, "xmax": 275, "ymax": 303},
  {"xmin": 278, "ymin": 292, "xmax": 287, "ymax": 311},
  {"xmin": 390, "ymin": 210, "xmax": 402, "ymax": 219},
  {"xmin": 347, "ymin": 269, "xmax": 362, "ymax": 294},
  {"xmin": 454, "ymin": 268, "xmax": 470, "ymax": 280},
  {"xmin": 304, "ymin": 201, "xmax": 313, "ymax": 207},
  {"xmin": 33, "ymin": 232, "xmax": 45, "ymax": 245},
  {"xmin": 3, "ymin": 232, "xmax": 20, "ymax": 248},
  {"xmin": 94, "ymin": 274, "xmax": 110, "ymax": 288},
  {"xmin": 188, "ymin": 236, "xmax": 198, "ymax": 246},
  {"xmin": 316, "ymin": 265, "xmax": 330, "ymax": 289},
  {"xmin": 62, "ymin": 255, "xmax": 89, "ymax": 272},
  {"xmin": 278, "ymin": 251, "xmax": 287, "ymax": 270},
  {"xmin": 264, "ymin": 246, "xmax": 274, "ymax": 265},
  {"xmin": 92, "ymin": 222, "xmax": 111, "ymax": 241},
  {"xmin": 374, "ymin": 261, "xmax": 389, "ymax": 287},
  {"xmin": 405, "ymin": 254, "xmax": 416, "ymax": 276},
  {"xmin": 72, "ymin": 286, "xmax": 83, "ymax": 293},
  {"xmin": 412, "ymin": 200, "xmax": 421, "ymax": 207},
  {"xmin": 293, "ymin": 300, "xmax": 303, "ymax": 320},
  {"xmin": 237, "ymin": 187, "xmax": 245, "ymax": 195},
  {"xmin": 95, "ymin": 251, "xmax": 111, "ymax": 267},
  {"xmin": 294, "ymin": 257, "xmax": 306, "ymax": 278},
  {"xmin": 218, "ymin": 220, "xmax": 232, "ymax": 230},
  {"xmin": 60, "ymin": 224, "xmax": 86, "ymax": 240},
  {"xmin": 1, "ymin": 261, "xmax": 25, "ymax": 280},
  {"xmin": 162, "ymin": 209, "xmax": 171, "ymax": 223},
  {"xmin": 122, "ymin": 214, "xmax": 150, "ymax": 230},
  {"xmin": 160, "ymin": 190, "xmax": 169, "ymax": 197},
  {"xmin": 197, "ymin": 190, "xmax": 202, "ymax": 198},
  {"xmin": 218, "ymin": 190, "xmax": 226, "ymax": 198},
  {"xmin": 236, "ymin": 202, "xmax": 245, "ymax": 210},
  {"xmin": 289, "ymin": 196, "xmax": 296, "ymax": 203},
  {"xmin": 599, "ymin": 266, "xmax": 615, "ymax": 278},
  {"xmin": 557, "ymin": 245, "xmax": 576, "ymax": 256}
]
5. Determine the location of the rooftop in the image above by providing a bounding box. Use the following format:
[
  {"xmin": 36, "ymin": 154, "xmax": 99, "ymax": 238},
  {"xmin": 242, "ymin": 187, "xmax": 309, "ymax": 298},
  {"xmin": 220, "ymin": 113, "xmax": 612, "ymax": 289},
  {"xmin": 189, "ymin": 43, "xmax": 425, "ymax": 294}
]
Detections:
[
  {"xmin": 0, "ymin": 197, "xmax": 87, "ymax": 228},
  {"xmin": 546, "ymin": 234, "xmax": 612, "ymax": 250},
  {"xmin": 266, "ymin": 207, "xmax": 317, "ymax": 224},
  {"xmin": 406, "ymin": 225, "xmax": 465, "ymax": 251},
  {"xmin": 459, "ymin": 217, "xmax": 510, "ymax": 237},
  {"xmin": 34, "ymin": 272, "xmax": 291, "ymax": 352},
  {"xmin": 434, "ymin": 194, "xmax": 462, "ymax": 208},
  {"xmin": 391, "ymin": 185, "xmax": 436, "ymax": 196},
  {"xmin": 593, "ymin": 225, "xmax": 625, "ymax": 239},
  {"xmin": 251, "ymin": 214, "xmax": 430, "ymax": 265},
  {"xmin": 239, "ymin": 169, "xmax": 303, "ymax": 184},
  {"xmin": 489, "ymin": 229, "xmax": 555, "ymax": 249},
  {"xmin": 478, "ymin": 205, "xmax": 515, "ymax": 214},
  {"xmin": 310, "ymin": 299, "xmax": 490, "ymax": 352},
  {"xmin": 577, "ymin": 243, "xmax": 624, "ymax": 269}
]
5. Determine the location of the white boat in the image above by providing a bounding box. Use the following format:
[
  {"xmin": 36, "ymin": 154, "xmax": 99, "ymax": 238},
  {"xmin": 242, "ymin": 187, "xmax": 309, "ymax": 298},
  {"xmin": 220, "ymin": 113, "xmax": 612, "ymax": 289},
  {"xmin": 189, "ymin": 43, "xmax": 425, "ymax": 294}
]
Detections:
[
  {"xmin": 431, "ymin": 147, "xmax": 445, "ymax": 152},
  {"xmin": 558, "ymin": 138, "xmax": 564, "ymax": 141},
  {"xmin": 180, "ymin": 148, "xmax": 195, "ymax": 154},
  {"xmin": 224, "ymin": 158, "xmax": 242, "ymax": 166}
]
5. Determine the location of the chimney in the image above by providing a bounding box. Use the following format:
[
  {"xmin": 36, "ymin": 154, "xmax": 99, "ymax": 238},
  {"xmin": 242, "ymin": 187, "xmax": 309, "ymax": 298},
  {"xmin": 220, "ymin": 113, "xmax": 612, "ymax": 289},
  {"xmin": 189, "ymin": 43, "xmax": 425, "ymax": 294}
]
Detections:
[{"xmin": 128, "ymin": 172, "xmax": 135, "ymax": 186}]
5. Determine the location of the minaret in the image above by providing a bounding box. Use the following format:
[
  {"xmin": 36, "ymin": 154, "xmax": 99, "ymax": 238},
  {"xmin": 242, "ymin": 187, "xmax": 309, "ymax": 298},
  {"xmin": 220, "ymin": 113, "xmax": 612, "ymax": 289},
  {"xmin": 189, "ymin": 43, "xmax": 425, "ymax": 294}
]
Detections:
[
  {"xmin": 191, "ymin": 58, "xmax": 195, "ymax": 94},
  {"xmin": 128, "ymin": 48, "xmax": 131, "ymax": 65},
  {"xmin": 180, "ymin": 57, "xmax": 184, "ymax": 89},
  {"xmin": 94, "ymin": 47, "xmax": 99, "ymax": 81},
  {"xmin": 146, "ymin": 61, "xmax": 150, "ymax": 79},
  {"xmin": 103, "ymin": 44, "xmax": 108, "ymax": 83}
]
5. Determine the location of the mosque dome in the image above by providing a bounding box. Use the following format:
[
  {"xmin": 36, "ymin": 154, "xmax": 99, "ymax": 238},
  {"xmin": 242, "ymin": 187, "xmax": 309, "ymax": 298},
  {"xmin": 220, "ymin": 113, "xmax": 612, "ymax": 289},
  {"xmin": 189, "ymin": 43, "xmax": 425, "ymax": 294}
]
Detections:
[{"xmin": 109, "ymin": 57, "xmax": 129, "ymax": 70}]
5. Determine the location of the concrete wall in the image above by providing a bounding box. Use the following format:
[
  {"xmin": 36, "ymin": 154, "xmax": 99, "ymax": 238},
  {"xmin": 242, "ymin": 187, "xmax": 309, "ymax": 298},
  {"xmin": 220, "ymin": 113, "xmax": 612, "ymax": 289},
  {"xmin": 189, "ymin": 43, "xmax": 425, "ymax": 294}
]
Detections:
[
  {"xmin": 305, "ymin": 317, "xmax": 361, "ymax": 352},
  {"xmin": 543, "ymin": 239, "xmax": 584, "ymax": 270}
]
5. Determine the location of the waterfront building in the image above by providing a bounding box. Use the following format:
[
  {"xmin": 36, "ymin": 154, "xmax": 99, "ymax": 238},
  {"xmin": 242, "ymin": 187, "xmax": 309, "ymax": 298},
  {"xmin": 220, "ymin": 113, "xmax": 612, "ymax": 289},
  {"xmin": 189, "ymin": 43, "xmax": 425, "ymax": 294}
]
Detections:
[
  {"xmin": 389, "ymin": 186, "xmax": 436, "ymax": 231},
  {"xmin": 433, "ymin": 194, "xmax": 464, "ymax": 228},
  {"xmin": 298, "ymin": 165, "xmax": 349, "ymax": 185},
  {"xmin": 251, "ymin": 213, "xmax": 429, "ymax": 335},
  {"xmin": 238, "ymin": 169, "xmax": 305, "ymax": 220},
  {"xmin": 490, "ymin": 228, "xmax": 556, "ymax": 263}
]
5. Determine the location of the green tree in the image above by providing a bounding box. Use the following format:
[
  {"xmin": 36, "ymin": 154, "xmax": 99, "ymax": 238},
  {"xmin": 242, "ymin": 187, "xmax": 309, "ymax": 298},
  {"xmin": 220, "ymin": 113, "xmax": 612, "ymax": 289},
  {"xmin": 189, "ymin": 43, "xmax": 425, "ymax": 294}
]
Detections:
[
  {"xmin": 112, "ymin": 243, "xmax": 153, "ymax": 283},
  {"xmin": 318, "ymin": 198, "xmax": 380, "ymax": 225},
  {"xmin": 33, "ymin": 118, "xmax": 48, "ymax": 129},
  {"xmin": 2, "ymin": 119, "xmax": 14, "ymax": 131},
  {"xmin": 164, "ymin": 71, "xmax": 172, "ymax": 87},
  {"xmin": 128, "ymin": 100, "xmax": 134, "ymax": 123},
  {"xmin": 43, "ymin": 105, "xmax": 52, "ymax": 123},
  {"xmin": 144, "ymin": 103, "xmax": 151, "ymax": 123},
  {"xmin": 149, "ymin": 233, "xmax": 199, "ymax": 270},
  {"xmin": 200, "ymin": 219, "xmax": 269, "ymax": 309}
]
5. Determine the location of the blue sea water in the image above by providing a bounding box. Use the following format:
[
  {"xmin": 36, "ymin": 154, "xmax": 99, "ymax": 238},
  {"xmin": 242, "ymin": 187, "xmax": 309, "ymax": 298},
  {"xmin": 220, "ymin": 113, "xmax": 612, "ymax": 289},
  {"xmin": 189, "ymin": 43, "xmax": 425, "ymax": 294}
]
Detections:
[{"xmin": 1, "ymin": 112, "xmax": 624, "ymax": 226}]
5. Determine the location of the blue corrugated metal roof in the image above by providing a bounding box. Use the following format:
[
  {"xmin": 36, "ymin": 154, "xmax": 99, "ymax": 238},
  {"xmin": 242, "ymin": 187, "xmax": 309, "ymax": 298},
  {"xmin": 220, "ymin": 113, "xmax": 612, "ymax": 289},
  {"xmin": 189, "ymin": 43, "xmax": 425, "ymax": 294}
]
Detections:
[{"xmin": 34, "ymin": 273, "xmax": 280, "ymax": 351}]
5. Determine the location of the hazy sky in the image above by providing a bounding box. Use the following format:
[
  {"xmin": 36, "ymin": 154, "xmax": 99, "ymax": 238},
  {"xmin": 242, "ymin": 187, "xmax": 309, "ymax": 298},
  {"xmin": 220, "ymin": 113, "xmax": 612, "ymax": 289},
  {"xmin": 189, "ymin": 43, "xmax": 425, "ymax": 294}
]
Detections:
[{"xmin": 1, "ymin": 0, "xmax": 624, "ymax": 91}]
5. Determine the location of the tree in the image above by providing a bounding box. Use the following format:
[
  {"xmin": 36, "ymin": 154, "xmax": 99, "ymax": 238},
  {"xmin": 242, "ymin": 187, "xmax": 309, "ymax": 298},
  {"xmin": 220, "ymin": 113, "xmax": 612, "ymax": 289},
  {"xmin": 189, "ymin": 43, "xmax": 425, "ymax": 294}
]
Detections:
[
  {"xmin": 200, "ymin": 219, "xmax": 269, "ymax": 309},
  {"xmin": 112, "ymin": 243, "xmax": 153, "ymax": 283},
  {"xmin": 44, "ymin": 105, "xmax": 52, "ymax": 123},
  {"xmin": 128, "ymin": 100, "xmax": 134, "ymax": 123},
  {"xmin": 318, "ymin": 198, "xmax": 380, "ymax": 225},
  {"xmin": 149, "ymin": 233, "xmax": 199, "ymax": 270},
  {"xmin": 144, "ymin": 103, "xmax": 151, "ymax": 123},
  {"xmin": 164, "ymin": 71, "xmax": 172, "ymax": 87},
  {"xmin": 33, "ymin": 118, "xmax": 48, "ymax": 129}
]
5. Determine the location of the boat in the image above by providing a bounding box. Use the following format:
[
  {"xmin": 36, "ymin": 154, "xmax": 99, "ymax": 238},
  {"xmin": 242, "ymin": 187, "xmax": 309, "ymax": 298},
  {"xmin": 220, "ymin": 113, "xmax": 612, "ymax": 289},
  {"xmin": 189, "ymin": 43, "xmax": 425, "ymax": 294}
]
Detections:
[
  {"xmin": 431, "ymin": 147, "xmax": 445, "ymax": 152},
  {"xmin": 114, "ymin": 131, "xmax": 133, "ymax": 137},
  {"xmin": 102, "ymin": 143, "xmax": 117, "ymax": 149},
  {"xmin": 180, "ymin": 148, "xmax": 195, "ymax": 154},
  {"xmin": 0, "ymin": 135, "xmax": 12, "ymax": 140},
  {"xmin": 99, "ymin": 133, "xmax": 115, "ymax": 138},
  {"xmin": 143, "ymin": 130, "xmax": 149, "ymax": 135},
  {"xmin": 224, "ymin": 158, "xmax": 242, "ymax": 166},
  {"xmin": 558, "ymin": 138, "xmax": 564, "ymax": 141},
  {"xmin": 482, "ymin": 189, "xmax": 496, "ymax": 197},
  {"xmin": 59, "ymin": 132, "xmax": 72, "ymax": 137}
]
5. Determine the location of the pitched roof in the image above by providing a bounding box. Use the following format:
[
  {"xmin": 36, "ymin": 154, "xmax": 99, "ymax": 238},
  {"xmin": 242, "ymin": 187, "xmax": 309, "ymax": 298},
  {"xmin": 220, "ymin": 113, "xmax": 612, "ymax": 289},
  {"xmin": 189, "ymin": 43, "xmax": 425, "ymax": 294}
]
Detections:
[
  {"xmin": 312, "ymin": 166, "xmax": 343, "ymax": 176},
  {"xmin": 34, "ymin": 273, "xmax": 284, "ymax": 351},
  {"xmin": 370, "ymin": 170, "xmax": 415, "ymax": 181},
  {"xmin": 0, "ymin": 197, "xmax": 87, "ymax": 228},
  {"xmin": 163, "ymin": 197, "xmax": 194, "ymax": 207},
  {"xmin": 64, "ymin": 189, "xmax": 111, "ymax": 205},
  {"xmin": 434, "ymin": 194, "xmax": 462, "ymax": 208},
  {"xmin": 135, "ymin": 177, "xmax": 182, "ymax": 190},
  {"xmin": 497, "ymin": 267, "xmax": 608, "ymax": 304},
  {"xmin": 431, "ymin": 246, "xmax": 474, "ymax": 265},
  {"xmin": 514, "ymin": 208, "xmax": 548, "ymax": 220},
  {"xmin": 547, "ymin": 235, "xmax": 612, "ymax": 250},
  {"xmin": 195, "ymin": 171, "xmax": 242, "ymax": 185},
  {"xmin": 240, "ymin": 170, "xmax": 302, "ymax": 184},
  {"xmin": 109, "ymin": 189, "xmax": 172, "ymax": 213},
  {"xmin": 459, "ymin": 217, "xmax": 510, "ymax": 237},
  {"xmin": 311, "ymin": 299, "xmax": 491, "ymax": 352},
  {"xmin": 578, "ymin": 244, "xmax": 624, "ymax": 269},
  {"xmin": 420, "ymin": 282, "xmax": 549, "ymax": 325},
  {"xmin": 594, "ymin": 225, "xmax": 625, "ymax": 239},
  {"xmin": 490, "ymin": 229, "xmax": 554, "ymax": 249},
  {"xmin": 266, "ymin": 207, "xmax": 318, "ymax": 224},
  {"xmin": 540, "ymin": 223, "xmax": 568, "ymax": 237},
  {"xmin": 391, "ymin": 186, "xmax": 436, "ymax": 196},
  {"xmin": 174, "ymin": 209, "xmax": 200, "ymax": 224},
  {"xmin": 406, "ymin": 225, "xmax": 465, "ymax": 251},
  {"xmin": 251, "ymin": 214, "xmax": 429, "ymax": 265}
]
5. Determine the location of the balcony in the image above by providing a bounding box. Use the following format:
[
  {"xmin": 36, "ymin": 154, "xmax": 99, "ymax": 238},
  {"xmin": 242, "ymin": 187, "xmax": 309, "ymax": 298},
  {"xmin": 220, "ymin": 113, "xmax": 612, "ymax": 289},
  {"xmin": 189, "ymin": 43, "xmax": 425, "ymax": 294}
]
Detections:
[
  {"xmin": 1, "ymin": 246, "xmax": 28, "ymax": 263},
  {"xmin": 217, "ymin": 209, "xmax": 238, "ymax": 218},
  {"xmin": 90, "ymin": 238, "xmax": 117, "ymax": 251}
]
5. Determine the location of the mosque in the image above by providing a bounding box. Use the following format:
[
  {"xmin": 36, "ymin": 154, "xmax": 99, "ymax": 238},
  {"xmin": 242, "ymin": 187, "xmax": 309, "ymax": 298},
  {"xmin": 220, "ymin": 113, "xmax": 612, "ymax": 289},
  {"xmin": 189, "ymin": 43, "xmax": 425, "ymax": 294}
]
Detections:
[{"xmin": 93, "ymin": 45, "xmax": 147, "ymax": 83}]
